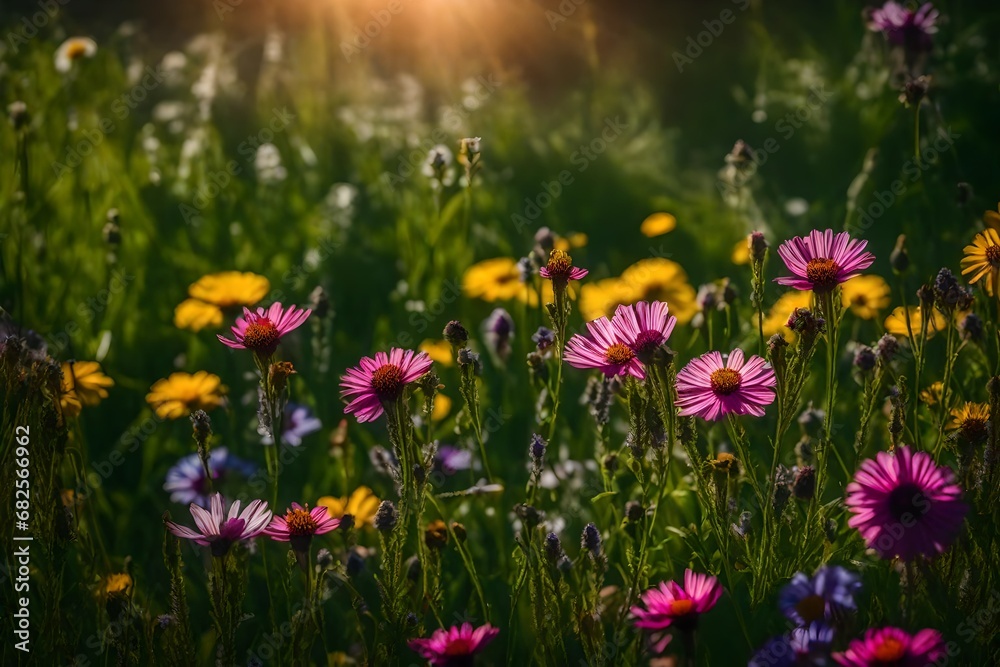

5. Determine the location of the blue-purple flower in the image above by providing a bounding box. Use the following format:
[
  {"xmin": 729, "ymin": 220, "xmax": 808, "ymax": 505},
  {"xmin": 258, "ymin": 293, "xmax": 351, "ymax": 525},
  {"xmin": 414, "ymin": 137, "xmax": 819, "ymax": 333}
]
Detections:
[
  {"xmin": 261, "ymin": 402, "xmax": 322, "ymax": 446},
  {"xmin": 749, "ymin": 624, "xmax": 835, "ymax": 667},
  {"xmin": 483, "ymin": 307, "xmax": 514, "ymax": 361},
  {"xmin": 164, "ymin": 447, "xmax": 256, "ymax": 507},
  {"xmin": 778, "ymin": 565, "xmax": 862, "ymax": 626},
  {"xmin": 433, "ymin": 445, "xmax": 473, "ymax": 475}
]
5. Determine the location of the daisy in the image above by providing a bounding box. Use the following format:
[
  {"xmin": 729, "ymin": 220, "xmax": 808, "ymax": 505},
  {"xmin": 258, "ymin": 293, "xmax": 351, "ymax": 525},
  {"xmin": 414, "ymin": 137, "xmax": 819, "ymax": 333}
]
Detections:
[
  {"xmin": 841, "ymin": 275, "xmax": 891, "ymax": 319},
  {"xmin": 563, "ymin": 317, "xmax": 644, "ymax": 379},
  {"xmin": 146, "ymin": 371, "xmax": 226, "ymax": 420},
  {"xmin": 55, "ymin": 37, "xmax": 97, "ymax": 73},
  {"xmin": 631, "ymin": 569, "xmax": 722, "ymax": 653},
  {"xmin": 868, "ymin": 2, "xmax": 939, "ymax": 50},
  {"xmin": 165, "ymin": 493, "xmax": 272, "ymax": 557},
  {"xmin": 639, "ymin": 212, "xmax": 676, "ymax": 238},
  {"xmin": 261, "ymin": 402, "xmax": 322, "ymax": 446},
  {"xmin": 883, "ymin": 306, "xmax": 946, "ymax": 339},
  {"xmin": 961, "ymin": 229, "xmax": 1000, "ymax": 297},
  {"xmin": 60, "ymin": 361, "xmax": 114, "ymax": 417},
  {"xmin": 845, "ymin": 446, "xmax": 967, "ymax": 561},
  {"xmin": 611, "ymin": 301, "xmax": 677, "ymax": 362},
  {"xmin": 317, "ymin": 487, "xmax": 381, "ymax": 526},
  {"xmin": 218, "ymin": 302, "xmax": 311, "ymax": 357},
  {"xmin": 749, "ymin": 624, "xmax": 834, "ymax": 667},
  {"xmin": 340, "ymin": 348, "xmax": 433, "ymax": 422},
  {"xmin": 676, "ymin": 349, "xmax": 777, "ymax": 421},
  {"xmin": 539, "ymin": 249, "xmax": 588, "ymax": 283},
  {"xmin": 173, "ymin": 299, "xmax": 224, "ymax": 332},
  {"xmin": 408, "ymin": 622, "xmax": 499, "ymax": 666},
  {"xmin": 163, "ymin": 447, "xmax": 255, "ymax": 507},
  {"xmin": 776, "ymin": 229, "xmax": 875, "ymax": 294},
  {"xmin": 265, "ymin": 503, "xmax": 340, "ymax": 551},
  {"xmin": 462, "ymin": 257, "xmax": 527, "ymax": 302},
  {"xmin": 949, "ymin": 402, "xmax": 990, "ymax": 445},
  {"xmin": 618, "ymin": 258, "xmax": 699, "ymax": 323},
  {"xmin": 188, "ymin": 271, "xmax": 270, "ymax": 308},
  {"xmin": 778, "ymin": 565, "xmax": 862, "ymax": 625},
  {"xmin": 834, "ymin": 627, "xmax": 945, "ymax": 667}
]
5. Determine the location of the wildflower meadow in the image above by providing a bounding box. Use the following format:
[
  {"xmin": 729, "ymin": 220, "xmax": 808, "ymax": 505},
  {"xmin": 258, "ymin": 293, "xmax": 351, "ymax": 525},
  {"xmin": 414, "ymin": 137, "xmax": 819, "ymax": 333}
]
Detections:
[{"xmin": 4, "ymin": 1, "xmax": 1000, "ymax": 665}]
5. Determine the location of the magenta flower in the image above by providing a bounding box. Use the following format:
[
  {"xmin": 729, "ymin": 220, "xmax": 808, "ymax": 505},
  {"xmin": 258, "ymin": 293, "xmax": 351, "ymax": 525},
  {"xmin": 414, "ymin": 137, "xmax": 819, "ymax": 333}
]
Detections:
[
  {"xmin": 264, "ymin": 502, "xmax": 340, "ymax": 551},
  {"xmin": 631, "ymin": 569, "xmax": 722, "ymax": 653},
  {"xmin": 564, "ymin": 317, "xmax": 644, "ymax": 379},
  {"xmin": 340, "ymin": 348, "xmax": 433, "ymax": 422},
  {"xmin": 165, "ymin": 493, "xmax": 272, "ymax": 557},
  {"xmin": 218, "ymin": 302, "xmax": 312, "ymax": 356},
  {"xmin": 868, "ymin": 2, "xmax": 939, "ymax": 51},
  {"xmin": 539, "ymin": 249, "xmax": 588, "ymax": 282},
  {"xmin": 676, "ymin": 349, "xmax": 776, "ymax": 421},
  {"xmin": 845, "ymin": 446, "xmax": 967, "ymax": 561},
  {"xmin": 775, "ymin": 229, "xmax": 875, "ymax": 294},
  {"xmin": 408, "ymin": 622, "xmax": 499, "ymax": 666},
  {"xmin": 834, "ymin": 627, "xmax": 945, "ymax": 667},
  {"xmin": 611, "ymin": 301, "xmax": 677, "ymax": 362}
]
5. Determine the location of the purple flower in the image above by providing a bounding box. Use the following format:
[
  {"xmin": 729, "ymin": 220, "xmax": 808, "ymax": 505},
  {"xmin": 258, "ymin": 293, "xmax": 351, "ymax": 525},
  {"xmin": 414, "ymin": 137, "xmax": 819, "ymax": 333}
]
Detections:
[
  {"xmin": 778, "ymin": 565, "xmax": 862, "ymax": 626},
  {"xmin": 434, "ymin": 445, "xmax": 473, "ymax": 475},
  {"xmin": 262, "ymin": 402, "xmax": 322, "ymax": 446},
  {"xmin": 749, "ymin": 624, "xmax": 835, "ymax": 667},
  {"xmin": 483, "ymin": 308, "xmax": 514, "ymax": 361},
  {"xmin": 868, "ymin": 2, "xmax": 939, "ymax": 52},
  {"xmin": 164, "ymin": 447, "xmax": 256, "ymax": 507}
]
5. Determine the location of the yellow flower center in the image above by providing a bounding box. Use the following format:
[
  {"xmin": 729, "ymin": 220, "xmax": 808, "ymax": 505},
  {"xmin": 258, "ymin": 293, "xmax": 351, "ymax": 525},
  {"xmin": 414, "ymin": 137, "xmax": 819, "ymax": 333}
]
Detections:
[
  {"xmin": 66, "ymin": 41, "xmax": 90, "ymax": 60},
  {"xmin": 669, "ymin": 599, "xmax": 695, "ymax": 616},
  {"xmin": 285, "ymin": 508, "xmax": 319, "ymax": 536},
  {"xmin": 241, "ymin": 318, "xmax": 280, "ymax": 352},
  {"xmin": 545, "ymin": 250, "xmax": 573, "ymax": 278},
  {"xmin": 710, "ymin": 368, "xmax": 742, "ymax": 395},
  {"xmin": 872, "ymin": 637, "xmax": 906, "ymax": 662},
  {"xmin": 371, "ymin": 364, "xmax": 404, "ymax": 399},
  {"xmin": 604, "ymin": 343, "xmax": 635, "ymax": 365},
  {"xmin": 986, "ymin": 245, "xmax": 1000, "ymax": 265},
  {"xmin": 805, "ymin": 258, "xmax": 841, "ymax": 293}
]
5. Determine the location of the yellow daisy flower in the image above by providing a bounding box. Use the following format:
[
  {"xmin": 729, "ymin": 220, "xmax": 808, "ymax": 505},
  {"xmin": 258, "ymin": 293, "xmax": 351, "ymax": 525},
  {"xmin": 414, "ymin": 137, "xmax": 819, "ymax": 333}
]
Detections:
[
  {"xmin": 317, "ymin": 487, "xmax": 381, "ymax": 526},
  {"xmin": 146, "ymin": 371, "xmax": 226, "ymax": 420},
  {"xmin": 731, "ymin": 239, "xmax": 751, "ymax": 265},
  {"xmin": 60, "ymin": 361, "xmax": 114, "ymax": 417},
  {"xmin": 983, "ymin": 203, "xmax": 1000, "ymax": 232},
  {"xmin": 884, "ymin": 306, "xmax": 947, "ymax": 339},
  {"xmin": 949, "ymin": 402, "xmax": 990, "ymax": 444},
  {"xmin": 618, "ymin": 258, "xmax": 698, "ymax": 323},
  {"xmin": 554, "ymin": 232, "xmax": 589, "ymax": 250},
  {"xmin": 919, "ymin": 382, "xmax": 944, "ymax": 406},
  {"xmin": 101, "ymin": 573, "xmax": 133, "ymax": 597},
  {"xmin": 55, "ymin": 37, "xmax": 97, "ymax": 73},
  {"xmin": 840, "ymin": 275, "xmax": 891, "ymax": 320},
  {"xmin": 187, "ymin": 271, "xmax": 270, "ymax": 308},
  {"xmin": 174, "ymin": 298, "xmax": 224, "ymax": 332},
  {"xmin": 463, "ymin": 258, "xmax": 525, "ymax": 302},
  {"xmin": 961, "ymin": 229, "xmax": 1000, "ymax": 297},
  {"xmin": 762, "ymin": 290, "xmax": 813, "ymax": 341},
  {"xmin": 431, "ymin": 394, "xmax": 452, "ymax": 422},
  {"xmin": 579, "ymin": 277, "xmax": 631, "ymax": 321},
  {"xmin": 639, "ymin": 212, "xmax": 676, "ymax": 238},
  {"xmin": 419, "ymin": 340, "xmax": 454, "ymax": 367}
]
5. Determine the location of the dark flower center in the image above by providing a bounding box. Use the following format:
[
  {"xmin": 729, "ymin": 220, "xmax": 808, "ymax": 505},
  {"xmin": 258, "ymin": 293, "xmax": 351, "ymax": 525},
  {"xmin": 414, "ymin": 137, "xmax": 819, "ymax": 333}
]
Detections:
[
  {"xmin": 986, "ymin": 245, "xmax": 1000, "ymax": 265},
  {"xmin": 604, "ymin": 343, "xmax": 635, "ymax": 366},
  {"xmin": 545, "ymin": 250, "xmax": 573, "ymax": 278},
  {"xmin": 805, "ymin": 258, "xmax": 841, "ymax": 293},
  {"xmin": 285, "ymin": 508, "xmax": 319, "ymax": 536},
  {"xmin": 959, "ymin": 418, "xmax": 988, "ymax": 444},
  {"xmin": 886, "ymin": 483, "xmax": 929, "ymax": 522},
  {"xmin": 632, "ymin": 330, "xmax": 664, "ymax": 357},
  {"xmin": 872, "ymin": 637, "xmax": 906, "ymax": 663},
  {"xmin": 710, "ymin": 368, "xmax": 742, "ymax": 395},
  {"xmin": 371, "ymin": 364, "xmax": 405, "ymax": 399},
  {"xmin": 241, "ymin": 318, "xmax": 280, "ymax": 352},
  {"xmin": 795, "ymin": 594, "xmax": 826, "ymax": 624}
]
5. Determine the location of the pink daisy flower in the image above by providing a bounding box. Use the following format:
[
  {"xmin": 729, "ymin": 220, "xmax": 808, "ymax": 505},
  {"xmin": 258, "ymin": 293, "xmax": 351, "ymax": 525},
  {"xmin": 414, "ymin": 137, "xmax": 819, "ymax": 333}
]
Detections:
[
  {"xmin": 340, "ymin": 348, "xmax": 434, "ymax": 422},
  {"xmin": 834, "ymin": 626, "xmax": 945, "ymax": 667},
  {"xmin": 631, "ymin": 569, "xmax": 722, "ymax": 653},
  {"xmin": 218, "ymin": 302, "xmax": 312, "ymax": 356},
  {"xmin": 775, "ymin": 229, "xmax": 875, "ymax": 294},
  {"xmin": 611, "ymin": 301, "xmax": 677, "ymax": 362},
  {"xmin": 845, "ymin": 446, "xmax": 967, "ymax": 561},
  {"xmin": 868, "ymin": 2, "xmax": 939, "ymax": 50},
  {"xmin": 564, "ymin": 317, "xmax": 644, "ymax": 379},
  {"xmin": 264, "ymin": 502, "xmax": 340, "ymax": 551},
  {"xmin": 539, "ymin": 249, "xmax": 588, "ymax": 282},
  {"xmin": 165, "ymin": 493, "xmax": 272, "ymax": 558},
  {"xmin": 408, "ymin": 622, "xmax": 499, "ymax": 666},
  {"xmin": 676, "ymin": 349, "xmax": 776, "ymax": 421}
]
